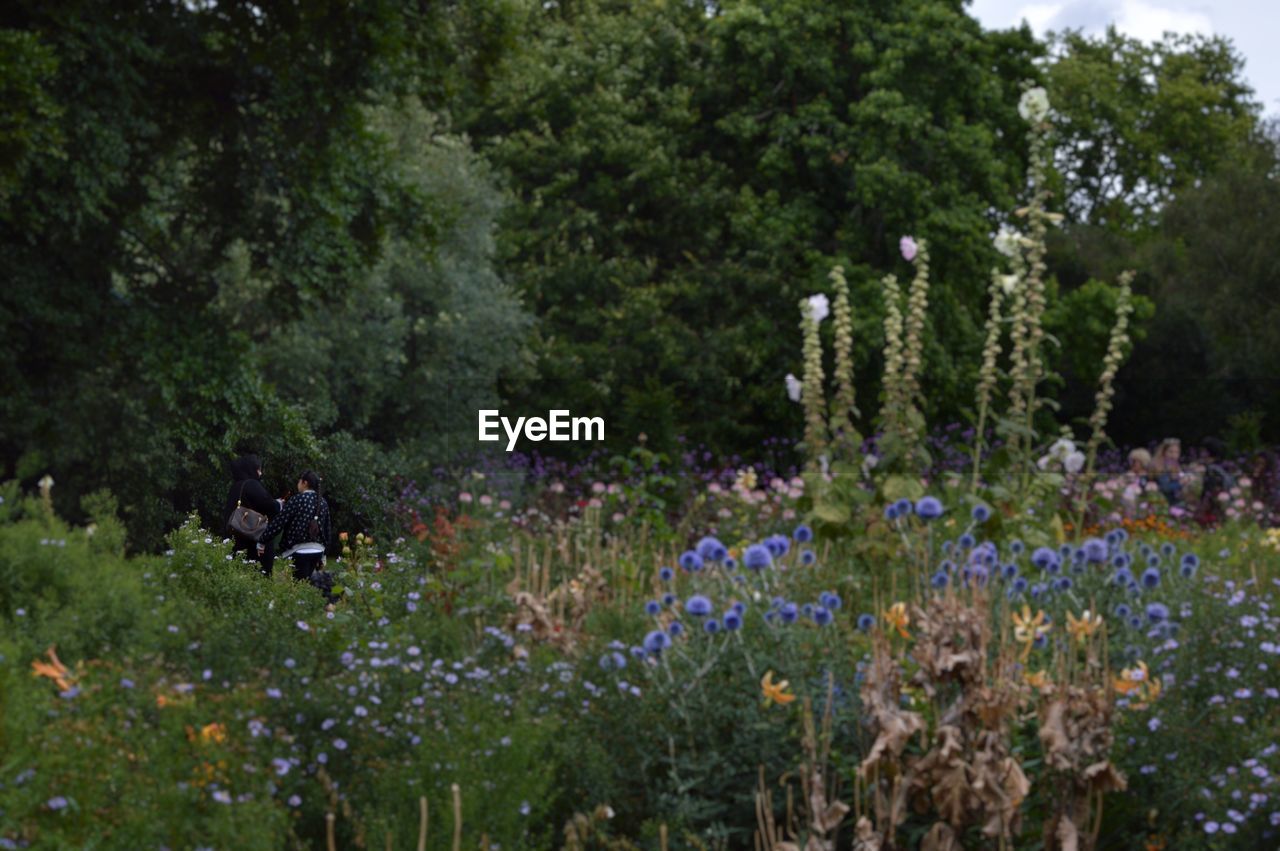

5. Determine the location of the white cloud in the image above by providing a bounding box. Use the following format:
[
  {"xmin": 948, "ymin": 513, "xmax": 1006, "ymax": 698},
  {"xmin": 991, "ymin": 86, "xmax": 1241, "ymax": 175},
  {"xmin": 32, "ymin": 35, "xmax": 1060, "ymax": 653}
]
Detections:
[
  {"xmin": 1115, "ymin": 0, "xmax": 1213, "ymax": 41},
  {"xmin": 1010, "ymin": 0, "xmax": 1213, "ymax": 40},
  {"xmin": 1017, "ymin": 3, "xmax": 1067, "ymax": 32}
]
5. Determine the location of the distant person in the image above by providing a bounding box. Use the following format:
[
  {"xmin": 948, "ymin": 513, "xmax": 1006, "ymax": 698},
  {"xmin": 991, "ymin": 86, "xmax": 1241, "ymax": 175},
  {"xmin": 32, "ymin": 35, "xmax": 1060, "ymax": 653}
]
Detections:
[
  {"xmin": 258, "ymin": 471, "xmax": 331, "ymax": 582},
  {"xmin": 1249, "ymin": 450, "xmax": 1280, "ymax": 524},
  {"xmin": 1151, "ymin": 438, "xmax": 1183, "ymax": 506},
  {"xmin": 1194, "ymin": 438, "xmax": 1236, "ymax": 527},
  {"xmin": 223, "ymin": 454, "xmax": 281, "ymax": 574},
  {"xmin": 1127, "ymin": 448, "xmax": 1152, "ymax": 482}
]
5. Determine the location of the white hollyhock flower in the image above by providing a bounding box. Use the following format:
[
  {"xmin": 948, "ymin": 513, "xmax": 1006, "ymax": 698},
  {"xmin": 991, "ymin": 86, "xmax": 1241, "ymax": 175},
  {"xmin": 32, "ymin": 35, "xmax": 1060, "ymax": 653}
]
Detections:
[
  {"xmin": 1064, "ymin": 451, "xmax": 1086, "ymax": 474},
  {"xmin": 998, "ymin": 274, "xmax": 1019, "ymax": 295},
  {"xmin": 806, "ymin": 293, "xmax": 830, "ymax": 323},
  {"xmin": 994, "ymin": 226, "xmax": 1022, "ymax": 258},
  {"xmin": 1018, "ymin": 87, "xmax": 1050, "ymax": 122},
  {"xmin": 785, "ymin": 373, "xmax": 802, "ymax": 402}
]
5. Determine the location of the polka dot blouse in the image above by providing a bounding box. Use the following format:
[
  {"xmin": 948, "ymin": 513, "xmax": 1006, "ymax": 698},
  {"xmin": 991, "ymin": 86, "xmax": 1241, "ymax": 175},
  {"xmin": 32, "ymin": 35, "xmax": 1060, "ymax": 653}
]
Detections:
[{"xmin": 262, "ymin": 490, "xmax": 331, "ymax": 551}]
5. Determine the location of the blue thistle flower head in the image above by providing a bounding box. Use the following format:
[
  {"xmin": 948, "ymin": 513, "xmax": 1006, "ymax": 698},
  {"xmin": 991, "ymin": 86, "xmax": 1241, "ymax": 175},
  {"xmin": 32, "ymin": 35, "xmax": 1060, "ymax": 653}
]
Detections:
[
  {"xmin": 1031, "ymin": 547, "xmax": 1058, "ymax": 571},
  {"xmin": 958, "ymin": 533, "xmax": 976, "ymax": 549},
  {"xmin": 779, "ymin": 603, "xmax": 799, "ymax": 624},
  {"xmin": 644, "ymin": 600, "xmax": 661, "ymax": 616},
  {"xmin": 724, "ymin": 557, "xmax": 738, "ymax": 571},
  {"xmin": 765, "ymin": 534, "xmax": 791, "ymax": 558},
  {"xmin": 1127, "ymin": 615, "xmax": 1143, "ymax": 630},
  {"xmin": 659, "ymin": 566, "xmax": 674, "ymax": 582},
  {"xmin": 1180, "ymin": 561, "xmax": 1197, "ymax": 579},
  {"xmin": 1146, "ymin": 602, "xmax": 1170, "ymax": 623},
  {"xmin": 801, "ymin": 549, "xmax": 817, "ymax": 566},
  {"xmin": 894, "ymin": 498, "xmax": 914, "ymax": 517},
  {"xmin": 1010, "ymin": 539, "xmax": 1025, "ymax": 555},
  {"xmin": 813, "ymin": 606, "xmax": 833, "ymax": 626},
  {"xmin": 1112, "ymin": 553, "xmax": 1129, "ymax": 569},
  {"xmin": 884, "ymin": 504, "xmax": 900, "ymax": 521},
  {"xmin": 1160, "ymin": 542, "xmax": 1176, "ymax": 557},
  {"xmin": 1083, "ymin": 537, "xmax": 1109, "ymax": 564},
  {"xmin": 696, "ymin": 536, "xmax": 727, "ymax": 562},
  {"xmin": 1141, "ymin": 568, "xmax": 1161, "ymax": 589},
  {"xmin": 599, "ymin": 651, "xmax": 627, "ymax": 671},
  {"xmin": 1147, "ymin": 555, "xmax": 1160, "ymax": 568},
  {"xmin": 793, "ymin": 524, "xmax": 814, "ymax": 543},
  {"xmin": 667, "ymin": 621, "xmax": 684, "ymax": 638},
  {"xmin": 820, "ymin": 592, "xmax": 842, "ymax": 610},
  {"xmin": 1054, "ymin": 576, "xmax": 1073, "ymax": 591},
  {"xmin": 703, "ymin": 618, "xmax": 721, "ymax": 635},
  {"xmin": 732, "ymin": 601, "xmax": 747, "ymax": 615},
  {"xmin": 801, "ymin": 603, "xmax": 815, "ymax": 618},
  {"xmin": 643, "ymin": 630, "xmax": 671, "ymax": 655},
  {"xmin": 1002, "ymin": 563, "xmax": 1019, "ymax": 580},
  {"xmin": 971, "ymin": 504, "xmax": 991, "ymax": 523},
  {"xmin": 915, "ymin": 496, "xmax": 944, "ymax": 520},
  {"xmin": 679, "ymin": 550, "xmax": 704, "ymax": 572},
  {"xmin": 743, "ymin": 544, "xmax": 773, "ymax": 571},
  {"xmin": 662, "ymin": 593, "xmax": 677, "ymax": 607},
  {"xmin": 1114, "ymin": 603, "xmax": 1131, "ymax": 619},
  {"xmin": 685, "ymin": 595, "xmax": 713, "ymax": 617},
  {"xmin": 1181, "ymin": 553, "xmax": 1200, "ymax": 571},
  {"xmin": 1030, "ymin": 583, "xmax": 1047, "ymax": 600},
  {"xmin": 1059, "ymin": 544, "xmax": 1073, "ymax": 558},
  {"xmin": 1012, "ymin": 577, "xmax": 1029, "ymax": 594},
  {"xmin": 931, "ymin": 571, "xmax": 949, "ymax": 588},
  {"xmin": 856, "ymin": 613, "xmax": 876, "ymax": 632},
  {"xmin": 1113, "ymin": 568, "xmax": 1134, "ymax": 587},
  {"xmin": 1033, "ymin": 633, "xmax": 1049, "ymax": 650},
  {"xmin": 723, "ymin": 610, "xmax": 742, "ymax": 631},
  {"xmin": 941, "ymin": 540, "xmax": 953, "ymax": 554}
]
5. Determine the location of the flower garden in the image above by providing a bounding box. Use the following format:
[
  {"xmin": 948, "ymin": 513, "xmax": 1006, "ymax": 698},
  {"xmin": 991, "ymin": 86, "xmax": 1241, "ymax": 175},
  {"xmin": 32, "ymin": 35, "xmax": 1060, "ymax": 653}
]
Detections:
[{"xmin": 4, "ymin": 8, "xmax": 1280, "ymax": 851}]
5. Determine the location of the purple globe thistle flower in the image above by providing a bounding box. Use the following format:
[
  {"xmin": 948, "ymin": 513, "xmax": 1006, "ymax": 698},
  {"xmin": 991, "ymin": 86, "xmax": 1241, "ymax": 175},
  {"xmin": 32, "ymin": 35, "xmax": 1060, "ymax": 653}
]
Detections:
[
  {"xmin": 1002, "ymin": 563, "xmax": 1019, "ymax": 580},
  {"xmin": 765, "ymin": 534, "xmax": 791, "ymax": 558},
  {"xmin": 1181, "ymin": 553, "xmax": 1200, "ymax": 571},
  {"xmin": 1113, "ymin": 568, "xmax": 1134, "ymax": 587},
  {"xmin": 1112, "ymin": 554, "xmax": 1129, "ymax": 569},
  {"xmin": 1083, "ymin": 537, "xmax": 1109, "ymax": 563},
  {"xmin": 678, "ymin": 551, "xmax": 704, "ymax": 572},
  {"xmin": 599, "ymin": 651, "xmax": 627, "ymax": 671},
  {"xmin": 1141, "ymin": 568, "xmax": 1162, "ymax": 589},
  {"xmin": 958, "ymin": 533, "xmax": 976, "ymax": 549},
  {"xmin": 1010, "ymin": 539, "xmax": 1025, "ymax": 555},
  {"xmin": 1114, "ymin": 603, "xmax": 1131, "ymax": 619},
  {"xmin": 1032, "ymin": 547, "xmax": 1058, "ymax": 571},
  {"xmin": 1030, "ymin": 583, "xmax": 1046, "ymax": 600},
  {"xmin": 800, "ymin": 549, "xmax": 817, "ymax": 566},
  {"xmin": 1053, "ymin": 576, "xmax": 1072, "ymax": 591},
  {"xmin": 659, "ymin": 567, "xmax": 674, "ymax": 582},
  {"xmin": 696, "ymin": 536, "xmax": 728, "ymax": 562},
  {"xmin": 1147, "ymin": 555, "xmax": 1161, "ymax": 568},
  {"xmin": 724, "ymin": 557, "xmax": 738, "ymax": 570},
  {"xmin": 1033, "ymin": 633, "xmax": 1049, "ymax": 650},
  {"xmin": 1146, "ymin": 602, "xmax": 1170, "ymax": 624},
  {"xmin": 1160, "ymin": 542, "xmax": 1176, "ymax": 557},
  {"xmin": 915, "ymin": 496, "xmax": 944, "ymax": 520},
  {"xmin": 820, "ymin": 592, "xmax": 842, "ymax": 610},
  {"xmin": 894, "ymin": 498, "xmax": 914, "ymax": 516},
  {"xmin": 931, "ymin": 571, "xmax": 949, "ymax": 588},
  {"xmin": 884, "ymin": 503, "xmax": 900, "ymax": 521},
  {"xmin": 1012, "ymin": 577, "xmax": 1029, "ymax": 594},
  {"xmin": 856, "ymin": 613, "xmax": 876, "ymax": 632},
  {"xmin": 801, "ymin": 603, "xmax": 815, "ymax": 618},
  {"xmin": 703, "ymin": 619, "xmax": 721, "ymax": 635},
  {"xmin": 667, "ymin": 621, "xmax": 684, "ymax": 638},
  {"xmin": 723, "ymin": 610, "xmax": 742, "ymax": 631},
  {"xmin": 662, "ymin": 593, "xmax": 677, "ymax": 607},
  {"xmin": 644, "ymin": 600, "xmax": 661, "ymax": 616},
  {"xmin": 743, "ymin": 544, "xmax": 773, "ymax": 571},
  {"xmin": 971, "ymin": 504, "xmax": 991, "ymax": 523},
  {"xmin": 793, "ymin": 524, "xmax": 814, "ymax": 543},
  {"xmin": 1127, "ymin": 615, "xmax": 1143, "ymax": 630},
  {"xmin": 644, "ymin": 630, "xmax": 672, "ymax": 654},
  {"xmin": 779, "ymin": 602, "xmax": 799, "ymax": 624},
  {"xmin": 813, "ymin": 606, "xmax": 833, "ymax": 626},
  {"xmin": 685, "ymin": 595, "xmax": 713, "ymax": 617},
  {"xmin": 732, "ymin": 601, "xmax": 747, "ymax": 615}
]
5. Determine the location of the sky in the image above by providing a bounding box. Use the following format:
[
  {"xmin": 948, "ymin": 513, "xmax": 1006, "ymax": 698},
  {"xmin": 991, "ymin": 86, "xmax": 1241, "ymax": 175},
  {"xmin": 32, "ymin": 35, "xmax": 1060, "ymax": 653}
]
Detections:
[{"xmin": 968, "ymin": 0, "xmax": 1280, "ymax": 118}]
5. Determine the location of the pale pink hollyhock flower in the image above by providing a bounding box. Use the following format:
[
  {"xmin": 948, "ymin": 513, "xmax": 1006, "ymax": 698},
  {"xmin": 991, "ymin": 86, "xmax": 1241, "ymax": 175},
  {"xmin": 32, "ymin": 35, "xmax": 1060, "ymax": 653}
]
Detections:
[
  {"xmin": 459, "ymin": 492, "xmax": 473, "ymax": 504},
  {"xmin": 1170, "ymin": 506, "xmax": 1185, "ymax": 517},
  {"xmin": 1219, "ymin": 492, "xmax": 1231, "ymax": 502},
  {"xmin": 499, "ymin": 500, "xmax": 512, "ymax": 511},
  {"xmin": 549, "ymin": 481, "xmax": 565, "ymax": 494},
  {"xmin": 1253, "ymin": 501, "xmax": 1264, "ymax": 511},
  {"xmin": 608, "ymin": 483, "xmax": 621, "ymax": 494},
  {"xmin": 788, "ymin": 488, "xmax": 803, "ymax": 499},
  {"xmin": 1230, "ymin": 487, "xmax": 1242, "ymax": 497},
  {"xmin": 900, "ymin": 235, "xmax": 918, "ymax": 262},
  {"xmin": 770, "ymin": 477, "xmax": 786, "ymax": 491},
  {"xmin": 588, "ymin": 497, "xmax": 603, "ymax": 509},
  {"xmin": 790, "ymin": 476, "xmax": 804, "ymax": 489},
  {"xmin": 783, "ymin": 509, "xmax": 796, "ymax": 520},
  {"xmin": 1239, "ymin": 476, "xmax": 1252, "ymax": 488},
  {"xmin": 479, "ymin": 495, "xmax": 493, "ymax": 507},
  {"xmin": 1235, "ymin": 499, "xmax": 1246, "ymax": 509},
  {"xmin": 612, "ymin": 512, "xmax": 625, "ymax": 523},
  {"xmin": 717, "ymin": 508, "xmax": 732, "ymax": 519},
  {"xmin": 707, "ymin": 482, "xmax": 722, "ymax": 494},
  {"xmin": 592, "ymin": 482, "xmax": 606, "ymax": 494}
]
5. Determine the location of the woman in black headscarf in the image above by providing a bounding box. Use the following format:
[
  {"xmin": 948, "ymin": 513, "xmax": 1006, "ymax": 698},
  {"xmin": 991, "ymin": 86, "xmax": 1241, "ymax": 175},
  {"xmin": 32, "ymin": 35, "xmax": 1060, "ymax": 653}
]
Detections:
[{"xmin": 223, "ymin": 453, "xmax": 281, "ymax": 575}]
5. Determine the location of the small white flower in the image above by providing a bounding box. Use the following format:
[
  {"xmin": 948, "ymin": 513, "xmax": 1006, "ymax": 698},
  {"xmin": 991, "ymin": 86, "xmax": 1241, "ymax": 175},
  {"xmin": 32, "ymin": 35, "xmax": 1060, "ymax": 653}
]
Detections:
[
  {"xmin": 806, "ymin": 293, "xmax": 830, "ymax": 323},
  {"xmin": 994, "ymin": 226, "xmax": 1022, "ymax": 258},
  {"xmin": 1018, "ymin": 86, "xmax": 1050, "ymax": 122},
  {"xmin": 1064, "ymin": 451, "xmax": 1086, "ymax": 474},
  {"xmin": 784, "ymin": 373, "xmax": 802, "ymax": 402},
  {"xmin": 998, "ymin": 273, "xmax": 1019, "ymax": 295}
]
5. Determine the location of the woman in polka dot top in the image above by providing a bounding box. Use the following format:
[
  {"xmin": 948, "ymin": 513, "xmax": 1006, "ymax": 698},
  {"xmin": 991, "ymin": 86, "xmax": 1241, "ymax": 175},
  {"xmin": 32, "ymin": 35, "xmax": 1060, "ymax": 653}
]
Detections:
[{"xmin": 258, "ymin": 471, "xmax": 331, "ymax": 580}]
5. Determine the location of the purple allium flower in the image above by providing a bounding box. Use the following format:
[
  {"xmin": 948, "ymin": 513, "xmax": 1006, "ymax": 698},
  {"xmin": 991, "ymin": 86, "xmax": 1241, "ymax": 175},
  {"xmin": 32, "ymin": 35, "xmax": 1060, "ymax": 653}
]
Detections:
[
  {"xmin": 765, "ymin": 534, "xmax": 791, "ymax": 557},
  {"xmin": 932, "ymin": 571, "xmax": 949, "ymax": 588}
]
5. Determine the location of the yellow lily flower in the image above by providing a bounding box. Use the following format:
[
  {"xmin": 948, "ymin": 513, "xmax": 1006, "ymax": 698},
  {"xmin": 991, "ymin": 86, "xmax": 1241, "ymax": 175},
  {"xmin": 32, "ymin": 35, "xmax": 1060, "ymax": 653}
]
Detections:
[
  {"xmin": 883, "ymin": 602, "xmax": 911, "ymax": 639},
  {"xmin": 761, "ymin": 670, "xmax": 796, "ymax": 706}
]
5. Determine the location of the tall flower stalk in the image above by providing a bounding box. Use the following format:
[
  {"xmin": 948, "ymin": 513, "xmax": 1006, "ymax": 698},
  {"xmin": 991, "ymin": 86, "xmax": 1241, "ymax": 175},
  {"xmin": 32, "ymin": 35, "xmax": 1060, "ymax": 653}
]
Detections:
[
  {"xmin": 970, "ymin": 269, "xmax": 1010, "ymax": 491},
  {"xmin": 829, "ymin": 265, "xmax": 860, "ymax": 459},
  {"xmin": 879, "ymin": 272, "xmax": 907, "ymax": 452},
  {"xmin": 800, "ymin": 298, "xmax": 829, "ymax": 473}
]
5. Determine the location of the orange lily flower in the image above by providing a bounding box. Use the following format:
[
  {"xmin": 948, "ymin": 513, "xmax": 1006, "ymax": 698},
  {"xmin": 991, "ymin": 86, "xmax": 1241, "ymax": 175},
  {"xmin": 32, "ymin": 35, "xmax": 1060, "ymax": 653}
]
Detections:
[
  {"xmin": 1115, "ymin": 661, "xmax": 1162, "ymax": 709},
  {"xmin": 31, "ymin": 646, "xmax": 75, "ymax": 692},
  {"xmin": 1066, "ymin": 610, "xmax": 1103, "ymax": 644},
  {"xmin": 882, "ymin": 602, "xmax": 911, "ymax": 639},
  {"xmin": 1024, "ymin": 670, "xmax": 1052, "ymax": 692},
  {"xmin": 760, "ymin": 671, "xmax": 796, "ymax": 706}
]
